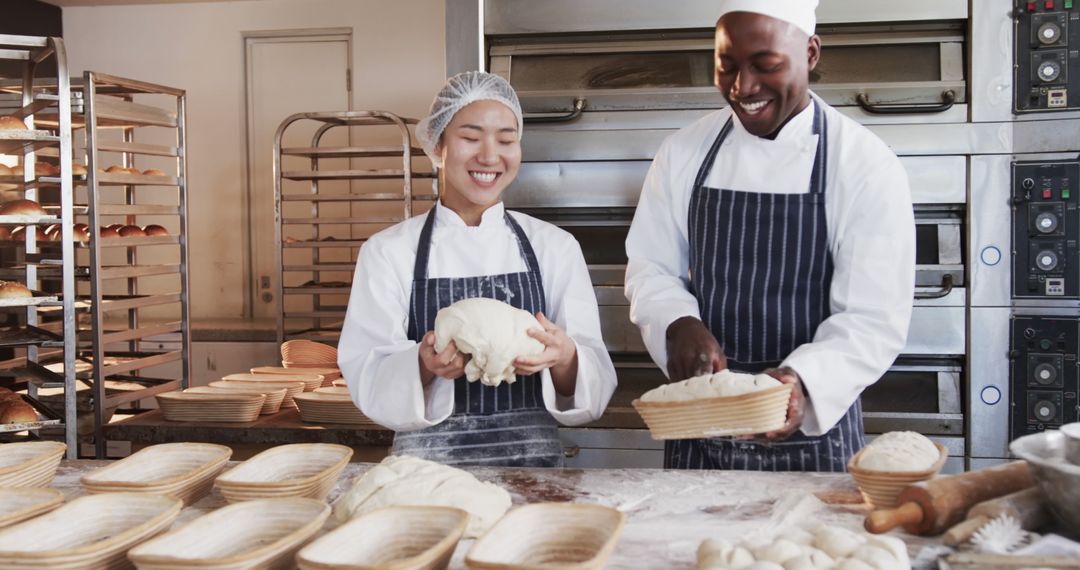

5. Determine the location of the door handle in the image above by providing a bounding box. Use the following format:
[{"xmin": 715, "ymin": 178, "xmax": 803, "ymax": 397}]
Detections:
[
  {"xmin": 524, "ymin": 98, "xmax": 586, "ymax": 124},
  {"xmin": 915, "ymin": 273, "xmax": 954, "ymax": 300},
  {"xmin": 856, "ymin": 90, "xmax": 955, "ymax": 115}
]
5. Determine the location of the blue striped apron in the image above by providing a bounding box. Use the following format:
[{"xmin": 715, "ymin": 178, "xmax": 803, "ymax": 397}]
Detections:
[
  {"xmin": 391, "ymin": 207, "xmax": 565, "ymax": 468},
  {"xmin": 665, "ymin": 101, "xmax": 865, "ymax": 472}
]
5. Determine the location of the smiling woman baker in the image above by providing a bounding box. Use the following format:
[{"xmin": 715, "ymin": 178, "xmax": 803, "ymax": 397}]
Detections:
[
  {"xmin": 625, "ymin": 0, "xmax": 916, "ymax": 471},
  {"xmin": 339, "ymin": 72, "xmax": 616, "ymax": 468}
]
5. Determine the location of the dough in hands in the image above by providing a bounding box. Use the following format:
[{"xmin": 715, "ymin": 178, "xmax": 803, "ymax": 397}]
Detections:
[
  {"xmin": 857, "ymin": 431, "xmax": 940, "ymax": 472},
  {"xmin": 433, "ymin": 297, "xmax": 545, "ymax": 386},
  {"xmin": 641, "ymin": 369, "xmax": 781, "ymax": 402},
  {"xmin": 331, "ymin": 454, "xmax": 511, "ymax": 538}
]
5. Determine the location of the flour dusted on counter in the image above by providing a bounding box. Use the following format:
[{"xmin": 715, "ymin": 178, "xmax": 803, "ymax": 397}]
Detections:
[
  {"xmin": 433, "ymin": 297, "xmax": 545, "ymax": 386},
  {"xmin": 856, "ymin": 431, "xmax": 940, "ymax": 472},
  {"xmin": 640, "ymin": 370, "xmax": 781, "ymax": 402},
  {"xmin": 697, "ymin": 524, "xmax": 909, "ymax": 570},
  {"xmin": 331, "ymin": 454, "xmax": 511, "ymax": 538}
]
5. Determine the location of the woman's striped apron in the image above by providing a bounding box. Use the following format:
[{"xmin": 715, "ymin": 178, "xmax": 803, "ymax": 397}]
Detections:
[{"xmin": 391, "ymin": 207, "xmax": 564, "ymax": 467}]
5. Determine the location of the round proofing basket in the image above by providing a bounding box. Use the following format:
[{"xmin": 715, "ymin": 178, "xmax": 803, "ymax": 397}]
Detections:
[
  {"xmin": 631, "ymin": 384, "xmax": 793, "ymax": 440},
  {"xmin": 847, "ymin": 442, "xmax": 949, "ymax": 508}
]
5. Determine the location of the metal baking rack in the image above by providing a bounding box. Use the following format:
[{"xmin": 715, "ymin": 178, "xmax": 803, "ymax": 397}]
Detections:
[
  {"xmin": 0, "ymin": 34, "xmax": 77, "ymax": 448},
  {"xmin": 80, "ymin": 72, "xmax": 191, "ymax": 458},
  {"xmin": 273, "ymin": 111, "xmax": 435, "ymax": 345}
]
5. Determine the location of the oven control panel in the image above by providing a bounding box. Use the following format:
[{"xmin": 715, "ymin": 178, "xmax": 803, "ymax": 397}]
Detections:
[
  {"xmin": 1015, "ymin": 1, "xmax": 1080, "ymax": 112},
  {"xmin": 1012, "ymin": 160, "xmax": 1079, "ymax": 299},
  {"xmin": 1011, "ymin": 316, "xmax": 1080, "ymax": 439}
]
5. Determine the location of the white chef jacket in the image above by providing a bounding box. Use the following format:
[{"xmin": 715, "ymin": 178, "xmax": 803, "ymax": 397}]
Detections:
[
  {"xmin": 340, "ymin": 200, "xmax": 617, "ymax": 432},
  {"xmin": 625, "ymin": 96, "xmax": 915, "ymax": 436}
]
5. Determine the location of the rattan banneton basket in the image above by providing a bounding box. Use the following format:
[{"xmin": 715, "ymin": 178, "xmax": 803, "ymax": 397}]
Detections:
[
  {"xmin": 465, "ymin": 503, "xmax": 625, "ymax": 570},
  {"xmin": 848, "ymin": 442, "xmax": 948, "ymax": 508},
  {"xmin": 632, "ymin": 384, "xmax": 793, "ymax": 440},
  {"xmin": 297, "ymin": 506, "xmax": 468, "ymax": 570}
]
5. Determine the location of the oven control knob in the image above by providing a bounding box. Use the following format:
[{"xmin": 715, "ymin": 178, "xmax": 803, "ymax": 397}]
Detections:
[
  {"xmin": 1036, "ymin": 212, "xmax": 1060, "ymax": 234},
  {"xmin": 1036, "ymin": 250, "xmax": 1059, "ymax": 271},
  {"xmin": 1038, "ymin": 22, "xmax": 1063, "ymax": 45},
  {"xmin": 1038, "ymin": 60, "xmax": 1062, "ymax": 83},
  {"xmin": 980, "ymin": 386, "xmax": 1001, "ymax": 405},
  {"xmin": 1032, "ymin": 399, "xmax": 1058, "ymax": 423},
  {"xmin": 1022, "ymin": 178, "xmax": 1036, "ymax": 190},
  {"xmin": 1033, "ymin": 363, "xmax": 1058, "ymax": 385}
]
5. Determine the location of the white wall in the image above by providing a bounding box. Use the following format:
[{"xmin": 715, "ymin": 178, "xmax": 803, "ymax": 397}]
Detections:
[{"xmin": 61, "ymin": 0, "xmax": 446, "ymax": 319}]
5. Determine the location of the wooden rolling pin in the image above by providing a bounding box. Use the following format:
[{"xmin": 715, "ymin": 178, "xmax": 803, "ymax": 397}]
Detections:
[
  {"xmin": 942, "ymin": 486, "xmax": 1049, "ymax": 546},
  {"xmin": 865, "ymin": 461, "xmax": 1035, "ymax": 535}
]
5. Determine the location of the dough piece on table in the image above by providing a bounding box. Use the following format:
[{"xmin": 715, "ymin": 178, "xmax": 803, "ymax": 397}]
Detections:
[
  {"xmin": 857, "ymin": 431, "xmax": 940, "ymax": 472},
  {"xmin": 697, "ymin": 539, "xmax": 755, "ymax": 569},
  {"xmin": 331, "ymin": 454, "xmax": 511, "ymax": 538},
  {"xmin": 433, "ymin": 297, "xmax": 544, "ymax": 387},
  {"xmin": 834, "ymin": 559, "xmax": 874, "ymax": 570},
  {"xmin": 746, "ymin": 563, "xmax": 785, "ymax": 570},
  {"xmin": 782, "ymin": 548, "xmax": 834, "ymax": 570},
  {"xmin": 641, "ymin": 370, "xmax": 781, "ymax": 402},
  {"xmin": 811, "ymin": 526, "xmax": 866, "ymax": 560},
  {"xmin": 848, "ymin": 545, "xmax": 907, "ymax": 570},
  {"xmin": 752, "ymin": 539, "xmax": 803, "ymax": 564}
]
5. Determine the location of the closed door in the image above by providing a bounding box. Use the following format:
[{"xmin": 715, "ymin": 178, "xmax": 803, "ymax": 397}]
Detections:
[{"xmin": 244, "ymin": 31, "xmax": 351, "ymax": 318}]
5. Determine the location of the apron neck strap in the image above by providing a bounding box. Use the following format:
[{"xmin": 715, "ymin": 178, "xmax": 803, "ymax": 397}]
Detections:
[
  {"xmin": 412, "ymin": 206, "xmax": 543, "ymax": 281},
  {"xmin": 692, "ymin": 99, "xmax": 828, "ymax": 195}
]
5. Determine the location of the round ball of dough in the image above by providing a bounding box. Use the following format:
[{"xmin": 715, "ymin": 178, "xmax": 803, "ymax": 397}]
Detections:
[{"xmin": 857, "ymin": 431, "xmax": 940, "ymax": 472}]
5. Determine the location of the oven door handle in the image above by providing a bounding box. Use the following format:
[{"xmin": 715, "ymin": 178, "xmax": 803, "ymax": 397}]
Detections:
[
  {"xmin": 523, "ymin": 98, "xmax": 586, "ymax": 124},
  {"xmin": 856, "ymin": 90, "xmax": 955, "ymax": 115},
  {"xmin": 914, "ymin": 273, "xmax": 954, "ymax": 300}
]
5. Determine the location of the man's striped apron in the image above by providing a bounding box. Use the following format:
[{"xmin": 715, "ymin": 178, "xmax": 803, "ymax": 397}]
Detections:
[{"xmin": 665, "ymin": 101, "xmax": 865, "ymax": 472}]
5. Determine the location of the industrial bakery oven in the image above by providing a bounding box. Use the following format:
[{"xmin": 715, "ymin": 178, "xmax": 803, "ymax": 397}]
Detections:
[{"xmin": 446, "ymin": 0, "xmax": 1080, "ymax": 469}]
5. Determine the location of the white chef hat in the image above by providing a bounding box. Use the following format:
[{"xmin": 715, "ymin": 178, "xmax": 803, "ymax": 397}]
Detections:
[
  {"xmin": 716, "ymin": 0, "xmax": 819, "ymax": 37},
  {"xmin": 415, "ymin": 71, "xmax": 523, "ymax": 168}
]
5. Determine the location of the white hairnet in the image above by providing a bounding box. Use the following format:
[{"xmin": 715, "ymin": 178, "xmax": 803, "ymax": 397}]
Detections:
[{"xmin": 415, "ymin": 71, "xmax": 523, "ymax": 167}]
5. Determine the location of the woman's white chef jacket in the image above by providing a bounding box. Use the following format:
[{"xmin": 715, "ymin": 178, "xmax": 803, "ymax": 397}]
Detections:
[
  {"xmin": 340, "ymin": 201, "xmax": 617, "ymax": 432},
  {"xmin": 625, "ymin": 97, "xmax": 915, "ymax": 436}
]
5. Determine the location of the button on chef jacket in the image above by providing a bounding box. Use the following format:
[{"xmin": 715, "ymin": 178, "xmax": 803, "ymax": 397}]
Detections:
[
  {"xmin": 340, "ymin": 201, "xmax": 617, "ymax": 431},
  {"xmin": 625, "ymin": 97, "xmax": 915, "ymax": 436}
]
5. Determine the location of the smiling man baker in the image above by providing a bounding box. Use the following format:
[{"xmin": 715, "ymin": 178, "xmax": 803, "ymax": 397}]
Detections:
[{"xmin": 624, "ymin": 0, "xmax": 916, "ymax": 471}]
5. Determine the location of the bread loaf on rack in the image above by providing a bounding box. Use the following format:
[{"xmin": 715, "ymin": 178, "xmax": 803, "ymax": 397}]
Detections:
[
  {"xmin": 0, "ymin": 116, "xmax": 27, "ymax": 131},
  {"xmin": 141, "ymin": 168, "xmax": 166, "ymax": 176},
  {"xmin": 143, "ymin": 224, "xmax": 169, "ymax": 236},
  {"xmin": 0, "ymin": 199, "xmax": 46, "ymax": 217},
  {"xmin": 0, "ymin": 399, "xmax": 38, "ymax": 424},
  {"xmin": 118, "ymin": 225, "xmax": 145, "ymax": 237},
  {"xmin": 0, "ymin": 281, "xmax": 33, "ymax": 299}
]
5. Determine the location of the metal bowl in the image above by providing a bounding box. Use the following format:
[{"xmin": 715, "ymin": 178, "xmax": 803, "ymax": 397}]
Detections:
[
  {"xmin": 1010, "ymin": 430, "xmax": 1080, "ymax": 533},
  {"xmin": 1060, "ymin": 422, "xmax": 1080, "ymax": 465}
]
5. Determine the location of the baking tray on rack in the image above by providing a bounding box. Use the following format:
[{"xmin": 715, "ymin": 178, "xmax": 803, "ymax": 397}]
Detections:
[
  {"xmin": 0, "ymin": 130, "xmax": 58, "ymax": 155},
  {"xmin": 0, "ymin": 325, "xmax": 62, "ymax": 348},
  {"xmin": 0, "ymin": 293, "xmax": 59, "ymax": 308}
]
